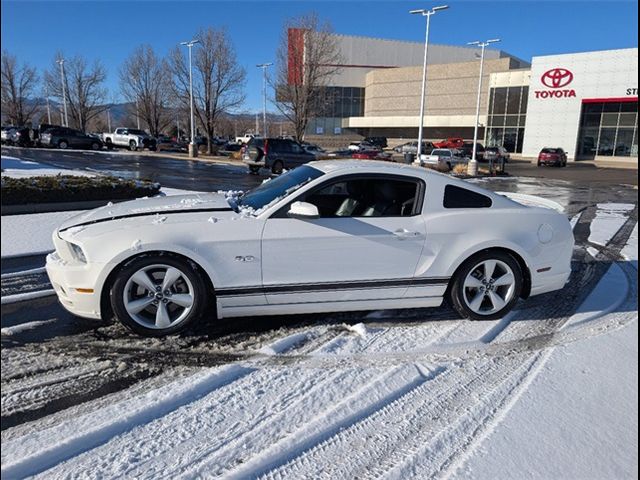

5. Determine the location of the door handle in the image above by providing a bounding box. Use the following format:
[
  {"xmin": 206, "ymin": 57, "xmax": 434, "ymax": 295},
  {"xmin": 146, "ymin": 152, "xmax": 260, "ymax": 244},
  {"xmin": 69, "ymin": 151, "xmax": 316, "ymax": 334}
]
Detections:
[{"xmin": 393, "ymin": 228, "xmax": 421, "ymax": 239}]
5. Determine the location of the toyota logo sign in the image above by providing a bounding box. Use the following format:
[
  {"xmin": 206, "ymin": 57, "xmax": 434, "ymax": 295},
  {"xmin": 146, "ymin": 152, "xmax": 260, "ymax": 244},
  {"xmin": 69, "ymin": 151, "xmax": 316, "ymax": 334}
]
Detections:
[{"xmin": 541, "ymin": 68, "xmax": 574, "ymax": 89}]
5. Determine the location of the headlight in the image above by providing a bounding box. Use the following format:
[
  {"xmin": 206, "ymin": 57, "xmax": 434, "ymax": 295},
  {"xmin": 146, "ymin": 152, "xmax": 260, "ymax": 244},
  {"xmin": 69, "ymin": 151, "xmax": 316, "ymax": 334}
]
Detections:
[{"xmin": 68, "ymin": 242, "xmax": 87, "ymax": 263}]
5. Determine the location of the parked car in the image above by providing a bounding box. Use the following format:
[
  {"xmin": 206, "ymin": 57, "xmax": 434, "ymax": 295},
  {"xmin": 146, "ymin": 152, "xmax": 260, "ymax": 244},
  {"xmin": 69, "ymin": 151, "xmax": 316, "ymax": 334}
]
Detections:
[
  {"xmin": 5, "ymin": 126, "xmax": 35, "ymax": 147},
  {"xmin": 243, "ymin": 137, "xmax": 316, "ymax": 175},
  {"xmin": 40, "ymin": 127, "xmax": 103, "ymax": 150},
  {"xmin": 236, "ymin": 133, "xmax": 258, "ymax": 144},
  {"xmin": 483, "ymin": 146, "xmax": 511, "ymax": 163},
  {"xmin": 1, "ymin": 126, "xmax": 17, "ymax": 144},
  {"xmin": 537, "ymin": 148, "xmax": 568, "ymax": 167},
  {"xmin": 364, "ymin": 136, "xmax": 388, "ymax": 149},
  {"xmin": 302, "ymin": 143, "xmax": 327, "ymax": 157},
  {"xmin": 458, "ymin": 142, "xmax": 485, "ymax": 159},
  {"xmin": 46, "ymin": 160, "xmax": 574, "ymax": 336},
  {"xmin": 399, "ymin": 141, "xmax": 434, "ymax": 155},
  {"xmin": 101, "ymin": 128, "xmax": 157, "ymax": 151},
  {"xmin": 433, "ymin": 137, "xmax": 465, "ymax": 149},
  {"xmin": 351, "ymin": 150, "xmax": 392, "ymax": 161},
  {"xmin": 424, "ymin": 148, "xmax": 468, "ymax": 171}
]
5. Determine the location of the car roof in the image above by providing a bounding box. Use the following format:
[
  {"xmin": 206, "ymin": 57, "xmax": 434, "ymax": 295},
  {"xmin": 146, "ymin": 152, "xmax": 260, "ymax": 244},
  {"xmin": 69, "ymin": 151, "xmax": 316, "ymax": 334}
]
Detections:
[{"xmin": 308, "ymin": 159, "xmax": 445, "ymax": 179}]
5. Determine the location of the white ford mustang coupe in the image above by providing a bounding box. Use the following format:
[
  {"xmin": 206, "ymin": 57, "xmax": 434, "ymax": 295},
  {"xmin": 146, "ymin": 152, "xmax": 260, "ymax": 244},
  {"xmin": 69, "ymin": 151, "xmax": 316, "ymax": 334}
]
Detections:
[{"xmin": 46, "ymin": 161, "xmax": 574, "ymax": 336}]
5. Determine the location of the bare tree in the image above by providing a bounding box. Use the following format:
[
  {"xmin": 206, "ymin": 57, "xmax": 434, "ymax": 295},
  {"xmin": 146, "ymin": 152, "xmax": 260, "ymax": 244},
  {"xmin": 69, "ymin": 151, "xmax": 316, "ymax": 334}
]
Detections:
[
  {"xmin": 1, "ymin": 50, "xmax": 39, "ymax": 126},
  {"xmin": 273, "ymin": 14, "xmax": 342, "ymax": 141},
  {"xmin": 44, "ymin": 53, "xmax": 108, "ymax": 132},
  {"xmin": 119, "ymin": 45, "xmax": 172, "ymax": 136},
  {"xmin": 169, "ymin": 27, "xmax": 246, "ymax": 154}
]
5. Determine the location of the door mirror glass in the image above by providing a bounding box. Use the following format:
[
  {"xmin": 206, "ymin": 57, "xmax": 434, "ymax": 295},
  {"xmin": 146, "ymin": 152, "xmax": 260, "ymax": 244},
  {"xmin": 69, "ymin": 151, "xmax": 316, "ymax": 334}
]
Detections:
[{"xmin": 288, "ymin": 201, "xmax": 319, "ymax": 219}]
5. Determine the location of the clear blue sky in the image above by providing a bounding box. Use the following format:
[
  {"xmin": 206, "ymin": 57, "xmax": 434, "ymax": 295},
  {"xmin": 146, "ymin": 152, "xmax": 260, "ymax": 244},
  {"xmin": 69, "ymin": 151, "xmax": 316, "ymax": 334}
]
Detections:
[{"xmin": 2, "ymin": 1, "xmax": 638, "ymax": 112}]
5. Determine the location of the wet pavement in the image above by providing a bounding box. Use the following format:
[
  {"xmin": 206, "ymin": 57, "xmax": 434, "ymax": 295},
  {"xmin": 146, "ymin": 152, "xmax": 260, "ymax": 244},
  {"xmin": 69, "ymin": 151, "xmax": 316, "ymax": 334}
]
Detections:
[{"xmin": 1, "ymin": 147, "xmax": 264, "ymax": 192}]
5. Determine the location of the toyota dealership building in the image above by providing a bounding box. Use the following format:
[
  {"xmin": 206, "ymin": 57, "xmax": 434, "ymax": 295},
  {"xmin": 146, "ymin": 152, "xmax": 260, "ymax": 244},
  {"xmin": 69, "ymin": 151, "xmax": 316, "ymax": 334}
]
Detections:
[{"xmin": 291, "ymin": 30, "xmax": 638, "ymax": 165}]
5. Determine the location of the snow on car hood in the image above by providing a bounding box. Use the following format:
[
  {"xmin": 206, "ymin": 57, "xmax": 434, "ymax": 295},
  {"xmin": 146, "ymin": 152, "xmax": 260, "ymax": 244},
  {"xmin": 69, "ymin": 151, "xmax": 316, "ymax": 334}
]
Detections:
[{"xmin": 58, "ymin": 193, "xmax": 233, "ymax": 231}]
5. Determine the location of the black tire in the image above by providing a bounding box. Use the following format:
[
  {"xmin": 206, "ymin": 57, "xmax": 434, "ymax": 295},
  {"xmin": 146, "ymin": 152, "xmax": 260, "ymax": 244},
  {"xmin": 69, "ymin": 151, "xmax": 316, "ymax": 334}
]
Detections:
[
  {"xmin": 58, "ymin": 140, "xmax": 69, "ymax": 149},
  {"xmin": 105, "ymin": 139, "xmax": 114, "ymax": 150},
  {"xmin": 249, "ymin": 166, "xmax": 260, "ymax": 175},
  {"xmin": 449, "ymin": 250, "xmax": 523, "ymax": 321},
  {"xmin": 537, "ymin": 161, "xmax": 541, "ymax": 167},
  {"xmin": 110, "ymin": 253, "xmax": 210, "ymax": 336},
  {"xmin": 272, "ymin": 160, "xmax": 284, "ymax": 175},
  {"xmin": 91, "ymin": 142, "xmax": 100, "ymax": 150},
  {"xmin": 129, "ymin": 140, "xmax": 138, "ymax": 151}
]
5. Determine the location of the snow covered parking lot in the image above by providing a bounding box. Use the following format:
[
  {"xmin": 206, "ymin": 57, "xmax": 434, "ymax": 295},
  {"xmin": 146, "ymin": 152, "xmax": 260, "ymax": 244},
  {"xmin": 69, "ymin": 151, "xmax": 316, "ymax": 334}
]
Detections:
[{"xmin": 1, "ymin": 174, "xmax": 637, "ymax": 479}]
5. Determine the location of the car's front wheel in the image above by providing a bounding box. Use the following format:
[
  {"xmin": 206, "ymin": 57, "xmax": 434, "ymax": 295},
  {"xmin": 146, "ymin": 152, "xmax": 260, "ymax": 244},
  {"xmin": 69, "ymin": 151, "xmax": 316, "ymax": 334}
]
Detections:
[
  {"xmin": 110, "ymin": 254, "xmax": 209, "ymax": 336},
  {"xmin": 58, "ymin": 140, "xmax": 69, "ymax": 149},
  {"xmin": 449, "ymin": 251, "xmax": 523, "ymax": 320},
  {"xmin": 91, "ymin": 142, "xmax": 100, "ymax": 150}
]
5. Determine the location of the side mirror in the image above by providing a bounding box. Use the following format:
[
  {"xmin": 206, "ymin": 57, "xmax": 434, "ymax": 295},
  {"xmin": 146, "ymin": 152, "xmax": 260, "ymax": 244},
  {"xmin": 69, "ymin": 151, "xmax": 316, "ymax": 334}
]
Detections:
[{"xmin": 288, "ymin": 201, "xmax": 319, "ymax": 219}]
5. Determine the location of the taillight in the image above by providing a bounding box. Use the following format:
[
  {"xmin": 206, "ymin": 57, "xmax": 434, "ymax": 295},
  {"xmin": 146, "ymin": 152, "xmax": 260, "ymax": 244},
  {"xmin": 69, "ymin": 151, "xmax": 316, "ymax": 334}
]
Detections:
[{"xmin": 263, "ymin": 139, "xmax": 269, "ymax": 156}]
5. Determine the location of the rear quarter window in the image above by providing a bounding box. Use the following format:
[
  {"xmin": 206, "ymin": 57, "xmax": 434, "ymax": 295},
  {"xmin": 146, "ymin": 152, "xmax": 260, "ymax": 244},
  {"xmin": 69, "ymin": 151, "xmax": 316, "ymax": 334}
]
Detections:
[{"xmin": 443, "ymin": 185, "xmax": 493, "ymax": 208}]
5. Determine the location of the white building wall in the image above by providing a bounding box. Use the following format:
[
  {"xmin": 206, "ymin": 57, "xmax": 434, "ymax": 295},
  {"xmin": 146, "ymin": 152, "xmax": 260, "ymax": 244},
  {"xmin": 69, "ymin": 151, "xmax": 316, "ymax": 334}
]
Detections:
[{"xmin": 521, "ymin": 48, "xmax": 638, "ymax": 159}]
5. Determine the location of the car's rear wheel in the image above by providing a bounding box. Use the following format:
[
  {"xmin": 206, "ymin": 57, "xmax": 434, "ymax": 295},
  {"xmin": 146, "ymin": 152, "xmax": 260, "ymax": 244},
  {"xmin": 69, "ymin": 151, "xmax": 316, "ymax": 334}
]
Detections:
[
  {"xmin": 272, "ymin": 160, "xmax": 284, "ymax": 175},
  {"xmin": 450, "ymin": 251, "xmax": 523, "ymax": 320},
  {"xmin": 129, "ymin": 140, "xmax": 138, "ymax": 151},
  {"xmin": 91, "ymin": 142, "xmax": 100, "ymax": 150},
  {"xmin": 58, "ymin": 140, "xmax": 69, "ymax": 149},
  {"xmin": 110, "ymin": 254, "xmax": 209, "ymax": 336}
]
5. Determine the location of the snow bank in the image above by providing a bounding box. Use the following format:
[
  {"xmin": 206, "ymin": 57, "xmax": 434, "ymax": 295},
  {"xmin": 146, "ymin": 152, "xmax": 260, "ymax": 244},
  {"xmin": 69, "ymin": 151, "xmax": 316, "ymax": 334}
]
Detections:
[
  {"xmin": 589, "ymin": 203, "xmax": 635, "ymax": 247},
  {"xmin": 1, "ymin": 210, "xmax": 83, "ymax": 258},
  {"xmin": 1, "ymin": 155, "xmax": 93, "ymax": 178}
]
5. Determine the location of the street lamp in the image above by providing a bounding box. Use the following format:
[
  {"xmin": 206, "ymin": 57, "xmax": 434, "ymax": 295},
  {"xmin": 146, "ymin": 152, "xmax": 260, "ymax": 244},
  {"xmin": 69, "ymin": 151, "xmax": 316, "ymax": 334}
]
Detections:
[
  {"xmin": 410, "ymin": 5, "xmax": 448, "ymax": 165},
  {"xmin": 256, "ymin": 62, "xmax": 273, "ymax": 137},
  {"xmin": 56, "ymin": 58, "xmax": 69, "ymax": 127},
  {"xmin": 181, "ymin": 39, "xmax": 200, "ymax": 157},
  {"xmin": 467, "ymin": 38, "xmax": 500, "ymax": 176}
]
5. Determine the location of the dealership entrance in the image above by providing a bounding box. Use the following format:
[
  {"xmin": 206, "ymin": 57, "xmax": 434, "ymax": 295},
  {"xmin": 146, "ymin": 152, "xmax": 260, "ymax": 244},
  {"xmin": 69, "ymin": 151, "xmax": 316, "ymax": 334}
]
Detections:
[{"xmin": 576, "ymin": 99, "xmax": 638, "ymax": 160}]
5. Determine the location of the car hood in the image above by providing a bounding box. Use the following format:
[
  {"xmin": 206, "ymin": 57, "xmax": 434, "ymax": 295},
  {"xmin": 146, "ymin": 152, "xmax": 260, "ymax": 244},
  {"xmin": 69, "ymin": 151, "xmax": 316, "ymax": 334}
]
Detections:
[{"xmin": 58, "ymin": 193, "xmax": 234, "ymax": 231}]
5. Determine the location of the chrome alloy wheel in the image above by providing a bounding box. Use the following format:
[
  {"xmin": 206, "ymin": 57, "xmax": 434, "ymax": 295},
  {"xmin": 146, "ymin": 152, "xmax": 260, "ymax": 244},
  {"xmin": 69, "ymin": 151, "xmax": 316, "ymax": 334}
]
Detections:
[
  {"xmin": 122, "ymin": 264, "xmax": 195, "ymax": 329},
  {"xmin": 462, "ymin": 259, "xmax": 516, "ymax": 316}
]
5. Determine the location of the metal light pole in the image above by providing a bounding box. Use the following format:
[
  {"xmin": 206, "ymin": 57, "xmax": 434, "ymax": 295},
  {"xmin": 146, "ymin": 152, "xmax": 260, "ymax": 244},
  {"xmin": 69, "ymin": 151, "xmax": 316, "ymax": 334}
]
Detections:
[
  {"xmin": 410, "ymin": 5, "xmax": 448, "ymax": 165},
  {"xmin": 57, "ymin": 58, "xmax": 69, "ymax": 127},
  {"xmin": 181, "ymin": 39, "xmax": 200, "ymax": 157},
  {"xmin": 135, "ymin": 98, "xmax": 141, "ymax": 129},
  {"xmin": 256, "ymin": 63, "xmax": 272, "ymax": 137},
  {"xmin": 45, "ymin": 85, "xmax": 52, "ymax": 124},
  {"xmin": 467, "ymin": 38, "xmax": 500, "ymax": 176},
  {"xmin": 107, "ymin": 107, "xmax": 111, "ymax": 132}
]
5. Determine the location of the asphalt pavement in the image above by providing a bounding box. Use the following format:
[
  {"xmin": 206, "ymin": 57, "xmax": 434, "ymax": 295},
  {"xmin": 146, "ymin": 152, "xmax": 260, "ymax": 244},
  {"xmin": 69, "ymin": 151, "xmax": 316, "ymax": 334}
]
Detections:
[{"xmin": 2, "ymin": 146, "xmax": 264, "ymax": 192}]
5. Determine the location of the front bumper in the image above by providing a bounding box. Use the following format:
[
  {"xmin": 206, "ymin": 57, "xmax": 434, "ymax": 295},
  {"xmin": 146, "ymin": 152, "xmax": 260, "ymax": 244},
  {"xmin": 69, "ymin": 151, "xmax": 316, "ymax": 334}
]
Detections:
[{"xmin": 46, "ymin": 252, "xmax": 103, "ymax": 319}]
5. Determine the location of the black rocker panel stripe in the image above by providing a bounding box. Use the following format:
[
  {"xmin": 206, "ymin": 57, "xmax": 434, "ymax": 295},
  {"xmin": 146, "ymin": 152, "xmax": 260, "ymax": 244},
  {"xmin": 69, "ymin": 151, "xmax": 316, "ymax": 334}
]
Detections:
[
  {"xmin": 58, "ymin": 207, "xmax": 232, "ymax": 232},
  {"xmin": 216, "ymin": 277, "xmax": 450, "ymax": 297}
]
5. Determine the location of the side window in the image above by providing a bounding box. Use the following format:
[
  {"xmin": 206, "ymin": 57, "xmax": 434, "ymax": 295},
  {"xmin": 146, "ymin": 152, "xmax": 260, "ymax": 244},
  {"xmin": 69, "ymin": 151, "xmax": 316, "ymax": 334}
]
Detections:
[
  {"xmin": 303, "ymin": 178, "xmax": 420, "ymax": 218},
  {"xmin": 290, "ymin": 143, "xmax": 303, "ymax": 153},
  {"xmin": 443, "ymin": 185, "xmax": 493, "ymax": 208}
]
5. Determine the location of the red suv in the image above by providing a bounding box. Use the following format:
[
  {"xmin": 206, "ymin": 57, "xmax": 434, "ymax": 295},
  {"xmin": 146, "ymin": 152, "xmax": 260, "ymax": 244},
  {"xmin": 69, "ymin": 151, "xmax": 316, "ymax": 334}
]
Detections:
[{"xmin": 537, "ymin": 148, "xmax": 568, "ymax": 167}]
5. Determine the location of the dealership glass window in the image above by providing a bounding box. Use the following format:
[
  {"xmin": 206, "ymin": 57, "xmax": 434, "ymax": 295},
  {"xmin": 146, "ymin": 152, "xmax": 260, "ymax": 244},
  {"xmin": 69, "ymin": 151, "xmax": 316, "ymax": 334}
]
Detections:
[
  {"xmin": 506, "ymin": 87, "xmax": 521, "ymax": 114},
  {"xmin": 493, "ymin": 88, "xmax": 508, "ymax": 115},
  {"xmin": 576, "ymin": 101, "xmax": 638, "ymax": 159},
  {"xmin": 597, "ymin": 128, "xmax": 616, "ymax": 155},
  {"xmin": 503, "ymin": 128, "xmax": 518, "ymax": 152},
  {"xmin": 516, "ymin": 128, "xmax": 525, "ymax": 153},
  {"xmin": 615, "ymin": 129, "xmax": 634, "ymax": 156},
  {"xmin": 520, "ymin": 87, "xmax": 529, "ymax": 114}
]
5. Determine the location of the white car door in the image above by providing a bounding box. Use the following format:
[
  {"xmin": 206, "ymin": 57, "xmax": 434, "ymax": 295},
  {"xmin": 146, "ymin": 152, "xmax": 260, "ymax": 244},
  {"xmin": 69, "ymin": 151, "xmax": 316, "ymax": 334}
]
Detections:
[{"xmin": 261, "ymin": 175, "xmax": 427, "ymax": 305}]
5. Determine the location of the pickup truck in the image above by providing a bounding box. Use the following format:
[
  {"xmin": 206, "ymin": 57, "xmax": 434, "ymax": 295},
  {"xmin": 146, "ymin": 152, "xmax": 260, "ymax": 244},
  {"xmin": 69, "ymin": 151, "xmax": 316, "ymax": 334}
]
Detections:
[
  {"xmin": 424, "ymin": 148, "xmax": 468, "ymax": 171},
  {"xmin": 433, "ymin": 137, "xmax": 465, "ymax": 149},
  {"xmin": 101, "ymin": 128, "xmax": 157, "ymax": 151},
  {"xmin": 235, "ymin": 133, "xmax": 259, "ymax": 144}
]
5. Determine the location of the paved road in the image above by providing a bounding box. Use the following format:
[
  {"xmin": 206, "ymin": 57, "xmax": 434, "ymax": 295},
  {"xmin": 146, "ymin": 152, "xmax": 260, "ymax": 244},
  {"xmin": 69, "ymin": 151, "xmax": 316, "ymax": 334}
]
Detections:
[
  {"xmin": 5, "ymin": 146, "xmax": 637, "ymax": 191},
  {"xmin": 2, "ymin": 147, "xmax": 264, "ymax": 192}
]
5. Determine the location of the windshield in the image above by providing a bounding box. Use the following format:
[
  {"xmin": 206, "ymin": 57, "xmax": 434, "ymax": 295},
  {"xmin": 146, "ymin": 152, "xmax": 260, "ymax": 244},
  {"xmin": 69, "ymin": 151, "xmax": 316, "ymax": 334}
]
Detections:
[
  {"xmin": 237, "ymin": 165, "xmax": 324, "ymax": 213},
  {"xmin": 432, "ymin": 149, "xmax": 451, "ymax": 157}
]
